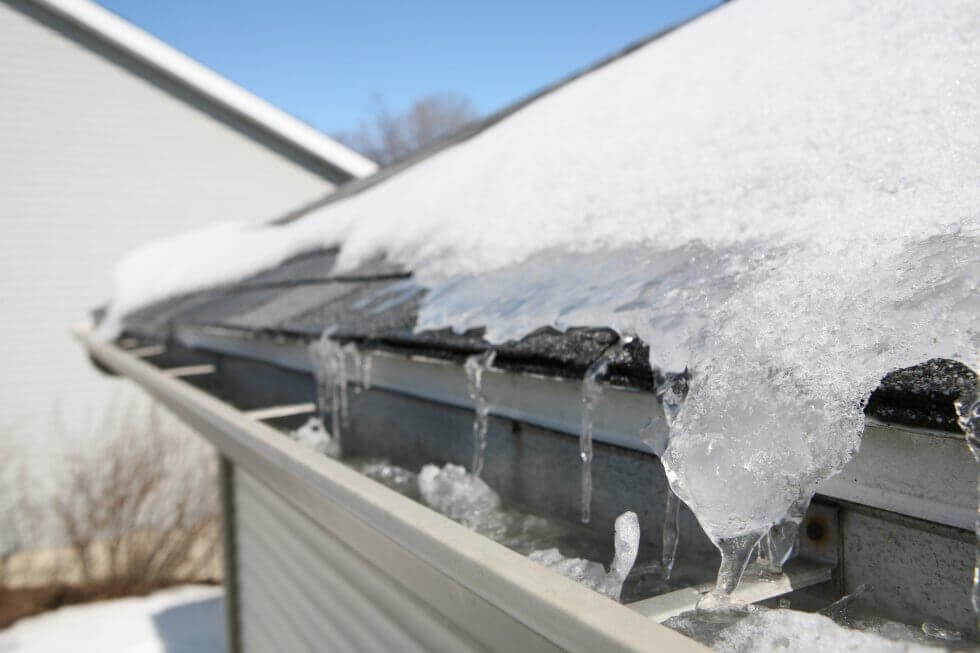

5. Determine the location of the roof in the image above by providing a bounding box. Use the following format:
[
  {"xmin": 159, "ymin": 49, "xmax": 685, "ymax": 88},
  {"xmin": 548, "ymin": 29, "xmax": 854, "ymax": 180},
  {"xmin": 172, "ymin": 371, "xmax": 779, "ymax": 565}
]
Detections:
[
  {"xmin": 117, "ymin": 248, "xmax": 976, "ymax": 433},
  {"xmin": 30, "ymin": 0, "xmax": 378, "ymax": 180}
]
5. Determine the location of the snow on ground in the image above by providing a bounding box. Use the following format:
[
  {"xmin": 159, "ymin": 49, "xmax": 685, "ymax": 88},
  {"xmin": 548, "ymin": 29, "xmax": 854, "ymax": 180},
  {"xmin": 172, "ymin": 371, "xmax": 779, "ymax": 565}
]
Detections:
[{"xmin": 0, "ymin": 585, "xmax": 223, "ymax": 653}]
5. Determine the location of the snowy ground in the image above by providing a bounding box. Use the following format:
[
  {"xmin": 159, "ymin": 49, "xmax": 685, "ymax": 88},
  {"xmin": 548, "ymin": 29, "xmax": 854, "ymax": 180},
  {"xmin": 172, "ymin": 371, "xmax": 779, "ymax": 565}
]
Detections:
[{"xmin": 0, "ymin": 585, "xmax": 224, "ymax": 653}]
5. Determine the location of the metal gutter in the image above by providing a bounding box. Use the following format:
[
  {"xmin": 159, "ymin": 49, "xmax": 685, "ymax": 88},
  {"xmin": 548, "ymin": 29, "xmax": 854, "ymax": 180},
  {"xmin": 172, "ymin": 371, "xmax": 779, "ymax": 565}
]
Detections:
[
  {"xmin": 30, "ymin": 0, "xmax": 378, "ymax": 180},
  {"xmin": 75, "ymin": 327, "xmax": 705, "ymax": 652},
  {"xmin": 174, "ymin": 326, "xmax": 977, "ymax": 531}
]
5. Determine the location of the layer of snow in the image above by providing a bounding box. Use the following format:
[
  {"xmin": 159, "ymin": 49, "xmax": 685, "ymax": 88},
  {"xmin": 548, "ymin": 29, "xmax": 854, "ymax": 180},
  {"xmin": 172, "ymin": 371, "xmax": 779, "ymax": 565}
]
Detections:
[
  {"xmin": 0, "ymin": 585, "xmax": 223, "ymax": 653},
  {"xmin": 102, "ymin": 0, "xmax": 978, "ymax": 548},
  {"xmin": 711, "ymin": 608, "xmax": 939, "ymax": 652}
]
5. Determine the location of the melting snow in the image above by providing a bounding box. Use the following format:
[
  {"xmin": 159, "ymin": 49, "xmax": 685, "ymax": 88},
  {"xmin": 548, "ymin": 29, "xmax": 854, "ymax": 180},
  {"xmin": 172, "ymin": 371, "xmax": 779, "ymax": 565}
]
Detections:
[{"xmin": 103, "ymin": 0, "xmax": 977, "ymax": 599}]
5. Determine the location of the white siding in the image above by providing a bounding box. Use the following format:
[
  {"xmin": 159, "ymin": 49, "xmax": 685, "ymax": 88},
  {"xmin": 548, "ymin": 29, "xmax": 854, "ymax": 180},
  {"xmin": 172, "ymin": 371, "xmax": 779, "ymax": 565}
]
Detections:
[{"xmin": 0, "ymin": 1, "xmax": 334, "ymax": 480}]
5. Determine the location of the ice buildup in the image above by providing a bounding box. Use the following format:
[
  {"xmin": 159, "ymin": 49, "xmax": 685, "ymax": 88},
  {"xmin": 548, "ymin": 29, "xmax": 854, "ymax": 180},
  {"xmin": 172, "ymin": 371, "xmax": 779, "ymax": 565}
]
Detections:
[
  {"xmin": 530, "ymin": 511, "xmax": 640, "ymax": 601},
  {"xmin": 102, "ymin": 0, "xmax": 979, "ymax": 600},
  {"xmin": 464, "ymin": 350, "xmax": 497, "ymax": 477},
  {"xmin": 288, "ymin": 417, "xmax": 339, "ymax": 458}
]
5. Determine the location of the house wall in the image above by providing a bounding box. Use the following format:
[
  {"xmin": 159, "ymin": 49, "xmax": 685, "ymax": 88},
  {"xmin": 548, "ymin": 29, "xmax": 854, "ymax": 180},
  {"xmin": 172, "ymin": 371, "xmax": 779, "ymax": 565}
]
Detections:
[{"xmin": 0, "ymin": 0, "xmax": 336, "ymax": 511}]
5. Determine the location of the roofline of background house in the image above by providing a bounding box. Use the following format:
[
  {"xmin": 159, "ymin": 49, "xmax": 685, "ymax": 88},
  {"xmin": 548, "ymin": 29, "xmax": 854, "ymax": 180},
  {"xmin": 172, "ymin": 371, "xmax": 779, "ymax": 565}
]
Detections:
[
  {"xmin": 271, "ymin": 1, "xmax": 729, "ymax": 224},
  {"xmin": 29, "ymin": 0, "xmax": 379, "ymax": 180}
]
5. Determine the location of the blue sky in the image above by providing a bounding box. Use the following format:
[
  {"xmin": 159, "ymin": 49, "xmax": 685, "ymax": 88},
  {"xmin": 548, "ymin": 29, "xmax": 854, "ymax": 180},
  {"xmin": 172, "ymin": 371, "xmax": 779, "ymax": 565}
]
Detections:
[{"xmin": 94, "ymin": 1, "xmax": 720, "ymax": 136}]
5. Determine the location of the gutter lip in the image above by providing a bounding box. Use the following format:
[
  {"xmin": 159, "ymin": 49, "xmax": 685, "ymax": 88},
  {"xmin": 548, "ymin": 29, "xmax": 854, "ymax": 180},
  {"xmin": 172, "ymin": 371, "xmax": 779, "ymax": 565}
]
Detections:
[{"xmin": 74, "ymin": 325, "xmax": 706, "ymax": 653}]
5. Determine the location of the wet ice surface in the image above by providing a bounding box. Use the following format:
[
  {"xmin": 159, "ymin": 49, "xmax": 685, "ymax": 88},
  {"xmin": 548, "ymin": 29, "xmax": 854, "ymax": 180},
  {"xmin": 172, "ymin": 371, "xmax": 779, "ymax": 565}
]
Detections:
[
  {"xmin": 350, "ymin": 460, "xmax": 652, "ymax": 598},
  {"xmin": 955, "ymin": 386, "xmax": 980, "ymax": 621},
  {"xmin": 464, "ymin": 350, "xmax": 497, "ymax": 478},
  {"xmin": 666, "ymin": 606, "xmax": 949, "ymax": 652},
  {"xmin": 106, "ymin": 0, "xmax": 979, "ymax": 604},
  {"xmin": 288, "ymin": 417, "xmax": 339, "ymax": 458},
  {"xmin": 530, "ymin": 511, "xmax": 639, "ymax": 601}
]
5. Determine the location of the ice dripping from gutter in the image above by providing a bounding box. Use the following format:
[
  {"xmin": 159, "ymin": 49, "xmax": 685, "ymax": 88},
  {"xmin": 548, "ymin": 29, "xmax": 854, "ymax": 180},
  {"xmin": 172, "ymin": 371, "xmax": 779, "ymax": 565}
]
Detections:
[
  {"xmin": 955, "ymin": 385, "xmax": 980, "ymax": 624},
  {"xmin": 309, "ymin": 335, "xmax": 346, "ymax": 449},
  {"xmin": 654, "ymin": 371, "xmax": 687, "ymax": 580},
  {"xmin": 343, "ymin": 342, "xmax": 363, "ymax": 399},
  {"xmin": 361, "ymin": 353, "xmax": 373, "ymax": 390},
  {"xmin": 579, "ymin": 340, "xmax": 631, "ymax": 523},
  {"xmin": 309, "ymin": 336, "xmax": 370, "ymax": 452},
  {"xmin": 102, "ymin": 0, "xmax": 979, "ymax": 604},
  {"xmin": 661, "ymin": 489, "xmax": 681, "ymax": 581},
  {"xmin": 464, "ymin": 350, "xmax": 497, "ymax": 477}
]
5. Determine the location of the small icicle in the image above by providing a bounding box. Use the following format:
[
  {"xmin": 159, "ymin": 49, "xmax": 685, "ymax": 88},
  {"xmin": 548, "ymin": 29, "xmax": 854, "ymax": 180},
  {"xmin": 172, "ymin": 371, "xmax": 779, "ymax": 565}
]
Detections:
[
  {"xmin": 818, "ymin": 583, "xmax": 873, "ymax": 625},
  {"xmin": 309, "ymin": 334, "xmax": 348, "ymax": 455},
  {"xmin": 465, "ymin": 349, "xmax": 497, "ymax": 478},
  {"xmin": 654, "ymin": 371, "xmax": 688, "ymax": 572},
  {"xmin": 954, "ymin": 386, "xmax": 979, "ymax": 625},
  {"xmin": 697, "ymin": 530, "xmax": 767, "ymax": 610},
  {"xmin": 362, "ymin": 353, "xmax": 373, "ymax": 390},
  {"xmin": 580, "ymin": 337, "xmax": 633, "ymax": 524},
  {"xmin": 344, "ymin": 342, "xmax": 363, "ymax": 394},
  {"xmin": 662, "ymin": 488, "xmax": 681, "ymax": 581},
  {"xmin": 600, "ymin": 511, "xmax": 641, "ymax": 601},
  {"xmin": 758, "ymin": 494, "xmax": 809, "ymax": 574}
]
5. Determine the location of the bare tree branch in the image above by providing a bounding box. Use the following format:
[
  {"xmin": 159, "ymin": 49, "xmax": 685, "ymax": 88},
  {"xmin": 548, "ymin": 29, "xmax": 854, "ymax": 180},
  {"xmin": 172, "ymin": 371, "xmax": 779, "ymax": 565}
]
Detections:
[{"xmin": 336, "ymin": 92, "xmax": 478, "ymax": 166}]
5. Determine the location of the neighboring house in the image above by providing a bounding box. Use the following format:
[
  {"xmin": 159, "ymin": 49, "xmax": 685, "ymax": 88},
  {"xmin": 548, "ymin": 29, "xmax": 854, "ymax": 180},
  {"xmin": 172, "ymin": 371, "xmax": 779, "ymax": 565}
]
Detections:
[{"xmin": 0, "ymin": 0, "xmax": 375, "ymax": 475}]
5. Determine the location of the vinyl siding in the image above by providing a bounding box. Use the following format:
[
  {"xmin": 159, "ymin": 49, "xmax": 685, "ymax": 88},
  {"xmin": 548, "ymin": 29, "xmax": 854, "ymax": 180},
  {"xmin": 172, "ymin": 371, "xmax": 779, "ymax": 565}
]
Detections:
[{"xmin": 0, "ymin": 0, "xmax": 334, "ymax": 490}]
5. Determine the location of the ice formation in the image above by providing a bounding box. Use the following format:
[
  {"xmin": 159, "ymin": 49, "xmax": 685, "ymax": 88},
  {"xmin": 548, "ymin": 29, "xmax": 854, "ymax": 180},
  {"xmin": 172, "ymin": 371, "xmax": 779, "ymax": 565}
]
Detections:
[
  {"xmin": 955, "ymin": 386, "xmax": 980, "ymax": 623},
  {"xmin": 418, "ymin": 463, "xmax": 509, "ymax": 537},
  {"xmin": 708, "ymin": 609, "xmax": 938, "ymax": 653},
  {"xmin": 308, "ymin": 337, "xmax": 371, "ymax": 452},
  {"xmin": 288, "ymin": 417, "xmax": 339, "ymax": 458},
  {"xmin": 103, "ymin": 0, "xmax": 978, "ymax": 601},
  {"xmin": 661, "ymin": 489, "xmax": 681, "ymax": 581},
  {"xmin": 415, "ymin": 463, "xmax": 588, "ymax": 555},
  {"xmin": 529, "ymin": 511, "xmax": 640, "ymax": 602},
  {"xmin": 464, "ymin": 350, "xmax": 497, "ymax": 477},
  {"xmin": 578, "ymin": 338, "xmax": 632, "ymax": 524}
]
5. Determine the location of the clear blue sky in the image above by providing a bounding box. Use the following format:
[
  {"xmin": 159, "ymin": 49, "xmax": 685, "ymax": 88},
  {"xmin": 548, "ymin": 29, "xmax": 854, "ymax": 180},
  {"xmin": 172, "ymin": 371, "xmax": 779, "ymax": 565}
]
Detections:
[{"xmin": 94, "ymin": 1, "xmax": 721, "ymax": 136}]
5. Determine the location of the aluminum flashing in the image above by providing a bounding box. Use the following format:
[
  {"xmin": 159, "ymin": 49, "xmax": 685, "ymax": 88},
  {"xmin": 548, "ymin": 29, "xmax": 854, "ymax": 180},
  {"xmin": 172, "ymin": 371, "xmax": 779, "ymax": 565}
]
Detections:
[{"xmin": 76, "ymin": 327, "xmax": 705, "ymax": 652}]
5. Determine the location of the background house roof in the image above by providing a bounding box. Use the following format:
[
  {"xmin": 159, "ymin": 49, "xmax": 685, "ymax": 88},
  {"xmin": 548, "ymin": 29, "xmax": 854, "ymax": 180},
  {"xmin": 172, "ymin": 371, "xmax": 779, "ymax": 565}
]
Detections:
[{"xmin": 31, "ymin": 0, "xmax": 378, "ymax": 181}]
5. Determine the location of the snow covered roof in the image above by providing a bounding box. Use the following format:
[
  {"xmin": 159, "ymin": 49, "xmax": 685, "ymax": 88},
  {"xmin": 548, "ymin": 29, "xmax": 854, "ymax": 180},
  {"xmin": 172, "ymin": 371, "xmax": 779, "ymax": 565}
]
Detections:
[
  {"xmin": 117, "ymin": 247, "xmax": 975, "ymax": 435},
  {"xmin": 30, "ymin": 0, "xmax": 378, "ymax": 181},
  {"xmin": 100, "ymin": 0, "xmax": 978, "ymax": 545}
]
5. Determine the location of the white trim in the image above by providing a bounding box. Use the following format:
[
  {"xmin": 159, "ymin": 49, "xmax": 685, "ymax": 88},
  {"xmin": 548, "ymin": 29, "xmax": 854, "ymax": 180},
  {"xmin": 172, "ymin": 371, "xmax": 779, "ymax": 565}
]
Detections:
[
  {"xmin": 31, "ymin": 0, "xmax": 378, "ymax": 179},
  {"xmin": 75, "ymin": 327, "xmax": 706, "ymax": 652}
]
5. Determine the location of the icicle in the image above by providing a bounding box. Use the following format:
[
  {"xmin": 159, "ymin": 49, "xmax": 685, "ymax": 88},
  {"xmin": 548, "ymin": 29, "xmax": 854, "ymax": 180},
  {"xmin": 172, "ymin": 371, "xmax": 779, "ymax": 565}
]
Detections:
[
  {"xmin": 362, "ymin": 353, "xmax": 373, "ymax": 390},
  {"xmin": 654, "ymin": 371, "xmax": 688, "ymax": 574},
  {"xmin": 601, "ymin": 511, "xmax": 641, "ymax": 601},
  {"xmin": 662, "ymin": 488, "xmax": 681, "ymax": 581},
  {"xmin": 818, "ymin": 583, "xmax": 873, "ymax": 626},
  {"xmin": 954, "ymin": 386, "xmax": 979, "ymax": 625},
  {"xmin": 309, "ymin": 334, "xmax": 348, "ymax": 455},
  {"xmin": 579, "ymin": 337, "xmax": 633, "ymax": 524},
  {"xmin": 465, "ymin": 349, "xmax": 497, "ymax": 478},
  {"xmin": 344, "ymin": 342, "xmax": 363, "ymax": 395},
  {"xmin": 697, "ymin": 530, "xmax": 766, "ymax": 610},
  {"xmin": 758, "ymin": 494, "xmax": 809, "ymax": 574}
]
